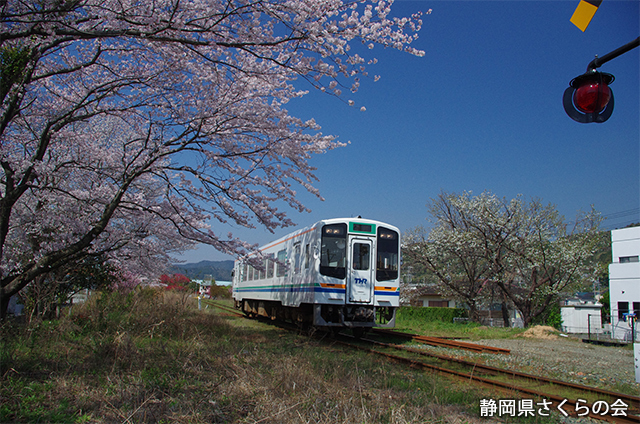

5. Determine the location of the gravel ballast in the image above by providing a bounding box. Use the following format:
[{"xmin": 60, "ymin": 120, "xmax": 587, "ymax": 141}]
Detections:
[
  {"xmin": 410, "ymin": 326, "xmax": 638, "ymax": 423},
  {"xmin": 473, "ymin": 336, "xmax": 638, "ymax": 394}
]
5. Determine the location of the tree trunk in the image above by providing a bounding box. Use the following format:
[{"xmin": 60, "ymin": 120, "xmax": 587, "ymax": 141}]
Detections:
[
  {"xmin": 0, "ymin": 292, "xmax": 9, "ymax": 319},
  {"xmin": 501, "ymin": 300, "xmax": 510, "ymax": 328},
  {"xmin": 467, "ymin": 302, "xmax": 481, "ymax": 323}
]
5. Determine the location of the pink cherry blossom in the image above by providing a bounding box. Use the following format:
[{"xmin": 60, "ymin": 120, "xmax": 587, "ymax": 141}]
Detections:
[{"xmin": 0, "ymin": 0, "xmax": 425, "ymax": 317}]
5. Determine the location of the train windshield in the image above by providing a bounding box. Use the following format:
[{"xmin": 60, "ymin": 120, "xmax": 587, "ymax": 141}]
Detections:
[
  {"xmin": 377, "ymin": 227, "xmax": 399, "ymax": 281},
  {"xmin": 320, "ymin": 223, "xmax": 347, "ymax": 279}
]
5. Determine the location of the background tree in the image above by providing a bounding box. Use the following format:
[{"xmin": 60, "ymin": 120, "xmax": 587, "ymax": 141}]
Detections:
[
  {"xmin": 403, "ymin": 224, "xmax": 492, "ymax": 323},
  {"xmin": 404, "ymin": 191, "xmax": 523, "ymax": 325},
  {"xmin": 160, "ymin": 273, "xmax": 193, "ymax": 305},
  {"xmin": 160, "ymin": 274, "xmax": 192, "ymax": 292},
  {"xmin": 491, "ymin": 198, "xmax": 602, "ymax": 327},
  {"xmin": 209, "ymin": 282, "xmax": 232, "ymax": 299},
  {"xmin": 19, "ymin": 255, "xmax": 121, "ymax": 321},
  {"xmin": 404, "ymin": 191, "xmax": 602, "ymax": 327},
  {"xmin": 0, "ymin": 0, "xmax": 425, "ymax": 317},
  {"xmin": 592, "ymin": 230, "xmax": 612, "ymax": 292}
]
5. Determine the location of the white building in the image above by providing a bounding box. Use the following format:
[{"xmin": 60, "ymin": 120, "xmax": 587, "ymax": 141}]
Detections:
[
  {"xmin": 609, "ymin": 227, "xmax": 640, "ymax": 341},
  {"xmin": 560, "ymin": 298, "xmax": 602, "ymax": 335}
]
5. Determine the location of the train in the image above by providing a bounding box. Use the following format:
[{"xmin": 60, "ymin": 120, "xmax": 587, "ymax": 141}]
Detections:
[{"xmin": 232, "ymin": 217, "xmax": 401, "ymax": 331}]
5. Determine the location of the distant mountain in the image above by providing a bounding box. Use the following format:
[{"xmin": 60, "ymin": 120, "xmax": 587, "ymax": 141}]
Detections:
[{"xmin": 169, "ymin": 260, "xmax": 234, "ymax": 282}]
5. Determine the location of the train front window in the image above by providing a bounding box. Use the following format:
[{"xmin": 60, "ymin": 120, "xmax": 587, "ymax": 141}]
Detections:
[
  {"xmin": 320, "ymin": 223, "xmax": 347, "ymax": 279},
  {"xmin": 377, "ymin": 227, "xmax": 399, "ymax": 281}
]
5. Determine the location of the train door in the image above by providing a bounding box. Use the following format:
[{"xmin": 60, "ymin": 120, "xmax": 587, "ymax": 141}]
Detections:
[{"xmin": 347, "ymin": 237, "xmax": 374, "ymax": 303}]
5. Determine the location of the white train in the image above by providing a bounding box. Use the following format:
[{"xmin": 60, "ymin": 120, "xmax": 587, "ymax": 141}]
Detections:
[{"xmin": 232, "ymin": 218, "xmax": 400, "ymax": 330}]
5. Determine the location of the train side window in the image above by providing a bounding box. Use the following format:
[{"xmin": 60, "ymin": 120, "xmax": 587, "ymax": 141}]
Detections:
[
  {"xmin": 305, "ymin": 244, "xmax": 310, "ymax": 269},
  {"xmin": 294, "ymin": 242, "xmax": 301, "ymax": 274},
  {"xmin": 266, "ymin": 254, "xmax": 274, "ymax": 279},
  {"xmin": 276, "ymin": 249, "xmax": 287, "ymax": 277}
]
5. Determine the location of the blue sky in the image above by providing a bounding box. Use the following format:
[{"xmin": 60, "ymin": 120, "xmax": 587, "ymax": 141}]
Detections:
[{"xmin": 177, "ymin": 0, "xmax": 640, "ymax": 263}]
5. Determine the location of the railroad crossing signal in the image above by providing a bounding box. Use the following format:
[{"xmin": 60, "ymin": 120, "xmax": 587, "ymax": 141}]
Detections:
[
  {"xmin": 563, "ymin": 71, "xmax": 614, "ymax": 123},
  {"xmin": 563, "ymin": 37, "xmax": 639, "ymax": 123},
  {"xmin": 570, "ymin": 0, "xmax": 602, "ymax": 32}
]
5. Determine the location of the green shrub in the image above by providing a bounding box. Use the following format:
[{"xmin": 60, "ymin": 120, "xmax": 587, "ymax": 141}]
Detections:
[
  {"xmin": 397, "ymin": 306, "xmax": 467, "ymax": 323},
  {"xmin": 532, "ymin": 301, "xmax": 563, "ymax": 329}
]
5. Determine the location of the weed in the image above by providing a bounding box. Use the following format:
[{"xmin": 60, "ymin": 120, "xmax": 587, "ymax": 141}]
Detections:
[
  {"xmin": 396, "ymin": 317, "xmax": 526, "ymax": 340},
  {"xmin": 1, "ymin": 293, "xmax": 565, "ymax": 423}
]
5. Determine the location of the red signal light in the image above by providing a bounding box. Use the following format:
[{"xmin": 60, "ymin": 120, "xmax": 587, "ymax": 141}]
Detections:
[
  {"xmin": 563, "ymin": 71, "xmax": 615, "ymax": 123},
  {"xmin": 573, "ymin": 80, "xmax": 611, "ymax": 113},
  {"xmin": 563, "ymin": 38, "xmax": 639, "ymax": 124}
]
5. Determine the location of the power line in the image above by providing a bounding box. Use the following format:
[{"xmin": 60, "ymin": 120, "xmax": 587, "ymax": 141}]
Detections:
[
  {"xmin": 602, "ymin": 208, "xmax": 640, "ymax": 220},
  {"xmin": 599, "ymin": 207, "xmax": 640, "ymax": 230},
  {"xmin": 565, "ymin": 208, "xmax": 639, "ymax": 229}
]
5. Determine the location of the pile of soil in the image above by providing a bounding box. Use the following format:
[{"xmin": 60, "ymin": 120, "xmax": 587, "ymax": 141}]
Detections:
[{"xmin": 516, "ymin": 325, "xmax": 559, "ymax": 339}]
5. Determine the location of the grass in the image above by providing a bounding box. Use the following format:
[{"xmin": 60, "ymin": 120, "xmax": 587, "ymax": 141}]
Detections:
[
  {"xmin": 395, "ymin": 313, "xmax": 527, "ymax": 340},
  {"xmin": 1, "ymin": 291, "xmax": 568, "ymax": 423}
]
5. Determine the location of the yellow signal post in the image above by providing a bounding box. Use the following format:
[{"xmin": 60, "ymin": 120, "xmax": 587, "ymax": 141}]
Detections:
[{"xmin": 571, "ymin": 0, "xmax": 602, "ymax": 32}]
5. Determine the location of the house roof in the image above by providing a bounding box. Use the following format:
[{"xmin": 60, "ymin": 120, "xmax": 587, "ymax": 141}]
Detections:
[
  {"xmin": 566, "ymin": 292, "xmax": 598, "ymax": 302},
  {"xmin": 412, "ymin": 285, "xmax": 448, "ymax": 297}
]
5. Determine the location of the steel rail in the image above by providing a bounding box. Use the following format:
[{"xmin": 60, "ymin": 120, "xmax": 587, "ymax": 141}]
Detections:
[
  {"xmin": 335, "ymin": 336, "xmax": 639, "ymax": 424},
  {"xmin": 208, "ymin": 308, "xmax": 638, "ymax": 422},
  {"xmin": 366, "ymin": 337, "xmax": 640, "ymax": 411},
  {"xmin": 373, "ymin": 328, "xmax": 511, "ymax": 354},
  {"xmin": 206, "ymin": 300, "xmax": 244, "ymax": 316}
]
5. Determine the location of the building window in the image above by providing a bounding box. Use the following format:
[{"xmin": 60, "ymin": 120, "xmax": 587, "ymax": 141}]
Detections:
[
  {"xmin": 429, "ymin": 300, "xmax": 449, "ymax": 308},
  {"xmin": 620, "ymin": 256, "xmax": 639, "ymax": 263},
  {"xmin": 618, "ymin": 301, "xmax": 629, "ymax": 321}
]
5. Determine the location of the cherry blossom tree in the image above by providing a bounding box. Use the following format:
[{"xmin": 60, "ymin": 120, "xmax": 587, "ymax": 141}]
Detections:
[
  {"xmin": 403, "ymin": 225, "xmax": 492, "ymax": 323},
  {"xmin": 0, "ymin": 0, "xmax": 425, "ymax": 317},
  {"xmin": 404, "ymin": 191, "xmax": 602, "ymax": 327},
  {"xmin": 492, "ymin": 197, "xmax": 603, "ymax": 327}
]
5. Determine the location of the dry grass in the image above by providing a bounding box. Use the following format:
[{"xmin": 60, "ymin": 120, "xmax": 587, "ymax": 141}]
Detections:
[{"xmin": 1, "ymin": 290, "xmax": 553, "ymax": 423}]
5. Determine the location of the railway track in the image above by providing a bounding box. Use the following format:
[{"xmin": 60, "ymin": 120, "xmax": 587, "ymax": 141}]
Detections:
[
  {"xmin": 340, "ymin": 333, "xmax": 640, "ymax": 424},
  {"xmin": 373, "ymin": 328, "xmax": 511, "ymax": 354},
  {"xmin": 206, "ymin": 302, "xmax": 639, "ymax": 423},
  {"xmin": 206, "ymin": 300, "xmax": 244, "ymax": 316}
]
